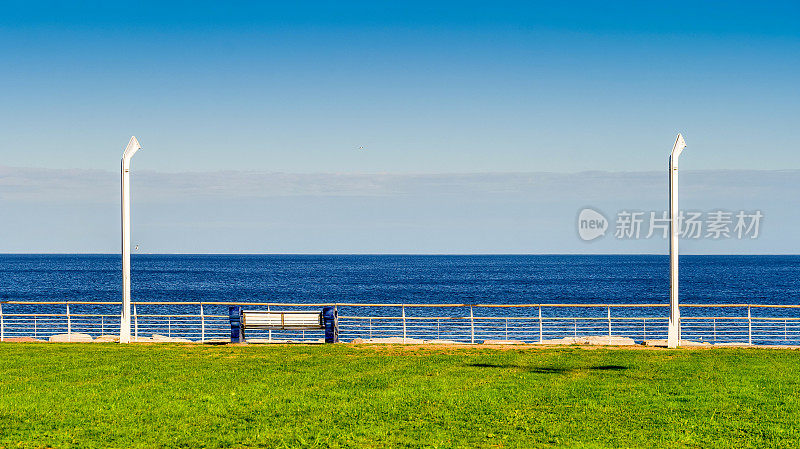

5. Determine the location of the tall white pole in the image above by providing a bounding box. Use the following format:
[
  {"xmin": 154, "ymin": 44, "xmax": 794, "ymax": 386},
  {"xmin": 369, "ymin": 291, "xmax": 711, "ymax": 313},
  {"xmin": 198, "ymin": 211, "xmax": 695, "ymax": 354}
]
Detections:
[
  {"xmin": 668, "ymin": 133, "xmax": 687, "ymax": 349},
  {"xmin": 121, "ymin": 136, "xmax": 142, "ymax": 344}
]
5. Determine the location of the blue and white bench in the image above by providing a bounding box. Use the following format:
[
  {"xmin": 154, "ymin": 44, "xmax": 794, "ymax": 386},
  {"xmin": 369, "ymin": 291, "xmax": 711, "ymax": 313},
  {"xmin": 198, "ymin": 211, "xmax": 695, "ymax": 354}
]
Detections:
[{"xmin": 229, "ymin": 306, "xmax": 338, "ymax": 343}]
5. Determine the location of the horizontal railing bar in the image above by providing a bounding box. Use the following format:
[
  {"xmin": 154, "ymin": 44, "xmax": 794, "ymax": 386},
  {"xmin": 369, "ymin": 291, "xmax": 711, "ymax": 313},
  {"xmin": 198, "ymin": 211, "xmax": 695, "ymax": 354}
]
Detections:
[
  {"xmin": 3, "ymin": 301, "xmax": 800, "ymax": 309},
  {"xmin": 0, "ymin": 301, "xmax": 798, "ymax": 308},
  {"xmin": 340, "ymin": 316, "xmax": 659, "ymax": 320},
  {"xmin": 0, "ymin": 313, "xmax": 121, "ymax": 318},
  {"xmin": 0, "ymin": 301, "xmax": 123, "ymax": 305},
  {"xmin": 683, "ymin": 317, "xmax": 800, "ymax": 321},
  {"xmin": 682, "ymin": 304, "xmax": 800, "ymax": 309}
]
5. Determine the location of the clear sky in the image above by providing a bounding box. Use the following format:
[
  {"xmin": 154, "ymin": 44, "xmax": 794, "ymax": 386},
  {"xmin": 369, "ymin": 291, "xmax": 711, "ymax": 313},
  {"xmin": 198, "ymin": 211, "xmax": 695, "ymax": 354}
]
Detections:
[
  {"xmin": 1, "ymin": 1, "xmax": 798, "ymax": 253},
  {"xmin": 1, "ymin": 1, "xmax": 798, "ymax": 173}
]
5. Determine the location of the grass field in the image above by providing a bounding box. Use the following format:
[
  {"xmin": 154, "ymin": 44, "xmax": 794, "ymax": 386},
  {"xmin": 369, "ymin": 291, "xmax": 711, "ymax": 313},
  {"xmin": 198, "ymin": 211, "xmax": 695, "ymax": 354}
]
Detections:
[{"xmin": 1, "ymin": 344, "xmax": 799, "ymax": 448}]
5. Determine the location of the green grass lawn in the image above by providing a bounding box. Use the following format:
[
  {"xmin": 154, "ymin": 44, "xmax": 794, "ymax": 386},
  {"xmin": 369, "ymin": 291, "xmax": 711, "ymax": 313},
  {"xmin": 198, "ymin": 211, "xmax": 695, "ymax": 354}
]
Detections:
[{"xmin": 1, "ymin": 344, "xmax": 799, "ymax": 448}]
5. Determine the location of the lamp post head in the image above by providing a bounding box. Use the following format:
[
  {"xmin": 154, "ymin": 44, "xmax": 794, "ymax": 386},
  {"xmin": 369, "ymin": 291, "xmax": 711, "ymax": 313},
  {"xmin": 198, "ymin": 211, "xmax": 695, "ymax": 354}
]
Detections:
[
  {"xmin": 122, "ymin": 136, "xmax": 142, "ymax": 162},
  {"xmin": 671, "ymin": 133, "xmax": 686, "ymax": 160}
]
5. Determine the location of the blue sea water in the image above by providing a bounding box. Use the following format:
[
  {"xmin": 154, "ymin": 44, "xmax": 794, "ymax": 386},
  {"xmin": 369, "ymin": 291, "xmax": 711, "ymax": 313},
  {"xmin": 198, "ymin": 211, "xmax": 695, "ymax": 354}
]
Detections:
[
  {"xmin": 3, "ymin": 254, "xmax": 800, "ymax": 303},
  {"xmin": 1, "ymin": 254, "xmax": 799, "ymax": 320}
]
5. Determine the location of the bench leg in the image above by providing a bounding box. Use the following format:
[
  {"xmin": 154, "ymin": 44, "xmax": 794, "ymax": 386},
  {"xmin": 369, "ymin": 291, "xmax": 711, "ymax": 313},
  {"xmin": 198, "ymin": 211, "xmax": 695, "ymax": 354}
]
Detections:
[
  {"xmin": 323, "ymin": 307, "xmax": 338, "ymax": 343},
  {"xmin": 229, "ymin": 306, "xmax": 244, "ymax": 343}
]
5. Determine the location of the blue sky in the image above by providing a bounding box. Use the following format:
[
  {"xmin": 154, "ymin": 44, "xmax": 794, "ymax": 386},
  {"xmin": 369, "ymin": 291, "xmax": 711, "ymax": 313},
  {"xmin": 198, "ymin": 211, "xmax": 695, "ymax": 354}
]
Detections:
[
  {"xmin": 1, "ymin": 2, "xmax": 798, "ymax": 252},
  {"xmin": 2, "ymin": 1, "xmax": 799, "ymax": 172}
]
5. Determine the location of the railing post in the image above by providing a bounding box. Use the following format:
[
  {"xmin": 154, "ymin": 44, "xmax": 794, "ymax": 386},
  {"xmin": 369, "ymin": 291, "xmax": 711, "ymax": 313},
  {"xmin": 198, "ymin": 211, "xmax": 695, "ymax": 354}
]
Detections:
[
  {"xmin": 133, "ymin": 304, "xmax": 138, "ymax": 342},
  {"xmin": 168, "ymin": 316, "xmax": 171, "ymax": 337},
  {"xmin": 607, "ymin": 305, "xmax": 612, "ymax": 339},
  {"xmin": 748, "ymin": 305, "xmax": 752, "ymax": 345},
  {"xmin": 101, "ymin": 316, "xmax": 105, "ymax": 336},
  {"xmin": 267, "ymin": 304, "xmax": 272, "ymax": 342},
  {"xmin": 436, "ymin": 318, "xmax": 440, "ymax": 341},
  {"xmin": 785, "ymin": 318, "xmax": 788, "ymax": 343},
  {"xmin": 369, "ymin": 318, "xmax": 373, "ymax": 340},
  {"xmin": 505, "ymin": 318, "xmax": 508, "ymax": 340},
  {"xmin": 469, "ymin": 305, "xmax": 475, "ymax": 344},
  {"xmin": 538, "ymin": 305, "xmax": 543, "ymax": 344},
  {"xmin": 574, "ymin": 318, "xmax": 577, "ymax": 338},
  {"xmin": 200, "ymin": 304, "xmax": 205, "ymax": 342},
  {"xmin": 67, "ymin": 303, "xmax": 71, "ymax": 341},
  {"xmin": 1, "ymin": 303, "xmax": 4, "ymax": 342},
  {"xmin": 34, "ymin": 316, "xmax": 38, "ymax": 339},
  {"xmin": 643, "ymin": 318, "xmax": 646, "ymax": 340},
  {"xmin": 334, "ymin": 304, "xmax": 339, "ymax": 343},
  {"xmin": 713, "ymin": 318, "xmax": 716, "ymax": 343},
  {"xmin": 402, "ymin": 305, "xmax": 407, "ymax": 343}
]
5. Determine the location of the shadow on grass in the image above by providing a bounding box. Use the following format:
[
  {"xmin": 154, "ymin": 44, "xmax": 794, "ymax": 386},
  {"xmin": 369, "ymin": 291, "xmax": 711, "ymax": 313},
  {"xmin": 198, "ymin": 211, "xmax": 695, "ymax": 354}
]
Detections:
[{"xmin": 468, "ymin": 363, "xmax": 628, "ymax": 374}]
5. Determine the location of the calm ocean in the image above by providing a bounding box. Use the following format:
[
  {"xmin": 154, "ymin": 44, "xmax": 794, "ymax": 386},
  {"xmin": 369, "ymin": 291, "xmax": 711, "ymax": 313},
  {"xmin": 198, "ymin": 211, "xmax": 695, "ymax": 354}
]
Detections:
[{"xmin": 1, "ymin": 255, "xmax": 799, "ymax": 317}]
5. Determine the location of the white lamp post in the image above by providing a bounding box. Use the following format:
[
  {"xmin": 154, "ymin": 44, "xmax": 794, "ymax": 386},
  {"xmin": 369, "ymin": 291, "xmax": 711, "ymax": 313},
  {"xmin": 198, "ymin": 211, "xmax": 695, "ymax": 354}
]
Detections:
[
  {"xmin": 121, "ymin": 136, "xmax": 142, "ymax": 344},
  {"xmin": 668, "ymin": 133, "xmax": 687, "ymax": 348}
]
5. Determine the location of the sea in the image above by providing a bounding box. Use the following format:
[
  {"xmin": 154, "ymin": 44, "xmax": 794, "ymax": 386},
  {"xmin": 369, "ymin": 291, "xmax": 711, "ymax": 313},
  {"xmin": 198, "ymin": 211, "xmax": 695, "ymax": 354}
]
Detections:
[{"xmin": 1, "ymin": 254, "xmax": 799, "ymax": 321}]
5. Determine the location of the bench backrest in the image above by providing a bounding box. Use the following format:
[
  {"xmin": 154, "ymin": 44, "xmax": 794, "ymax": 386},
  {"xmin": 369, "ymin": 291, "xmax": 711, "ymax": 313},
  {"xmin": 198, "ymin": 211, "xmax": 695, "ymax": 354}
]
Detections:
[{"xmin": 242, "ymin": 310, "xmax": 324, "ymax": 330}]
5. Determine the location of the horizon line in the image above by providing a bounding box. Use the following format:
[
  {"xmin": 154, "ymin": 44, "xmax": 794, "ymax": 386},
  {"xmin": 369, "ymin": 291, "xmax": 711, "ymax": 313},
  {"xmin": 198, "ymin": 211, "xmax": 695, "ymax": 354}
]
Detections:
[{"xmin": 1, "ymin": 252, "xmax": 797, "ymax": 256}]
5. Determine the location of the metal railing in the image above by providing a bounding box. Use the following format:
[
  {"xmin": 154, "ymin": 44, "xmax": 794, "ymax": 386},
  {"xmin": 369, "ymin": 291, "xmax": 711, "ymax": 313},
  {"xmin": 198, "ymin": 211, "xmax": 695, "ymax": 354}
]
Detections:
[{"xmin": 1, "ymin": 301, "xmax": 800, "ymax": 345}]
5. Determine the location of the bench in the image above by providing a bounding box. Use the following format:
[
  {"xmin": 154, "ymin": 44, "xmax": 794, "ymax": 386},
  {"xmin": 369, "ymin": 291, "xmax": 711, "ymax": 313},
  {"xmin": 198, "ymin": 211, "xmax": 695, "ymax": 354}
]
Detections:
[{"xmin": 229, "ymin": 306, "xmax": 337, "ymax": 343}]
